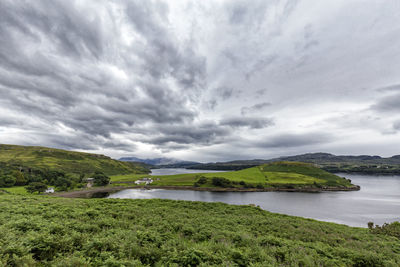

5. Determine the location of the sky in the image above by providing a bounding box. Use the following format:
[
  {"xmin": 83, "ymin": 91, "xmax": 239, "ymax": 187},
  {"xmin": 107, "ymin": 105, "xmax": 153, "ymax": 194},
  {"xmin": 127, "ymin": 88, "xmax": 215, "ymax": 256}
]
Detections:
[{"xmin": 1, "ymin": 0, "xmax": 400, "ymax": 162}]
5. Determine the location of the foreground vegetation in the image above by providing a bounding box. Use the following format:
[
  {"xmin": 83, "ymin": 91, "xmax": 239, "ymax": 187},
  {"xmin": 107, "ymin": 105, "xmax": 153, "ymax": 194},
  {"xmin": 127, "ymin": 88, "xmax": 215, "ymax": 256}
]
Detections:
[
  {"xmin": 0, "ymin": 194, "xmax": 399, "ymax": 266},
  {"xmin": 112, "ymin": 162, "xmax": 356, "ymax": 190}
]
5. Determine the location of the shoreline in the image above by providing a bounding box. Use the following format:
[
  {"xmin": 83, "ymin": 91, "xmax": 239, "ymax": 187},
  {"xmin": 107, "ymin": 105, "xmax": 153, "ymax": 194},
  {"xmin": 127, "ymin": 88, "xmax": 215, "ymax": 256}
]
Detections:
[{"xmin": 54, "ymin": 184, "xmax": 360, "ymax": 198}]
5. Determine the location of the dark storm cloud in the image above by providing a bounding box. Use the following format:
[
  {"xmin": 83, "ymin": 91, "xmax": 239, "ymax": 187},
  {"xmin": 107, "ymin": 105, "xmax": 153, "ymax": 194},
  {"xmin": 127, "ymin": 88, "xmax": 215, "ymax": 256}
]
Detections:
[
  {"xmin": 241, "ymin": 102, "xmax": 271, "ymax": 115},
  {"xmin": 370, "ymin": 84, "xmax": 400, "ymax": 113},
  {"xmin": 220, "ymin": 117, "xmax": 274, "ymax": 129},
  {"xmin": 216, "ymin": 87, "xmax": 235, "ymax": 99},
  {"xmin": 393, "ymin": 121, "xmax": 400, "ymax": 131},
  {"xmin": 375, "ymin": 83, "xmax": 400, "ymax": 92},
  {"xmin": 123, "ymin": 0, "xmax": 206, "ymax": 92},
  {"xmin": 147, "ymin": 122, "xmax": 231, "ymax": 146},
  {"xmin": 371, "ymin": 93, "xmax": 400, "ymax": 112},
  {"xmin": 256, "ymin": 133, "xmax": 332, "ymax": 148}
]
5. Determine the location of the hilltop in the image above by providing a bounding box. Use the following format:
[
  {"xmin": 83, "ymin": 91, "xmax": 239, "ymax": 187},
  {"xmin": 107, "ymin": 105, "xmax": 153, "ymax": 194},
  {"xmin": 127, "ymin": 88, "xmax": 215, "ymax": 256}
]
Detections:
[
  {"xmin": 111, "ymin": 161, "xmax": 358, "ymax": 191},
  {"xmin": 0, "ymin": 144, "xmax": 149, "ymax": 176},
  {"xmin": 0, "ymin": 144, "xmax": 150, "ymax": 190}
]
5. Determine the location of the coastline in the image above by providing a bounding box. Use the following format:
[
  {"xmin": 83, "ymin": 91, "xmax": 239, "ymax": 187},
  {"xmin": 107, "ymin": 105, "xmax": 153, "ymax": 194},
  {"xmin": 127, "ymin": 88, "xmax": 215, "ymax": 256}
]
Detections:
[{"xmin": 54, "ymin": 184, "xmax": 360, "ymax": 198}]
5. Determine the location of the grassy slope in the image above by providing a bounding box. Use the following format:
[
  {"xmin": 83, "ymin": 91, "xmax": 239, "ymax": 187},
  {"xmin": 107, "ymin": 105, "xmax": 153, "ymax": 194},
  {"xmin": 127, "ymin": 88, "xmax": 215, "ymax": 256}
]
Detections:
[
  {"xmin": 260, "ymin": 162, "xmax": 352, "ymax": 187},
  {"xmin": 0, "ymin": 144, "xmax": 149, "ymax": 176},
  {"xmin": 0, "ymin": 186, "xmax": 29, "ymax": 195},
  {"xmin": 111, "ymin": 162, "xmax": 353, "ymax": 188},
  {"xmin": 0, "ymin": 194, "xmax": 399, "ymax": 266}
]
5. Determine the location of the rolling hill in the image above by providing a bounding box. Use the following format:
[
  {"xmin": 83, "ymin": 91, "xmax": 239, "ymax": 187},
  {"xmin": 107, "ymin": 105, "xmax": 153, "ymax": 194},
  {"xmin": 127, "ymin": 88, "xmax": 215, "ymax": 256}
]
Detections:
[{"xmin": 0, "ymin": 144, "xmax": 149, "ymax": 176}]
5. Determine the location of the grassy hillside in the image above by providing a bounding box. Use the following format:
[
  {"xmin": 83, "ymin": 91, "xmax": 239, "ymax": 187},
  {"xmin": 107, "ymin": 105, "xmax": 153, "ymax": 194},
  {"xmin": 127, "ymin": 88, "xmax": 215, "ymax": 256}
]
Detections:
[
  {"xmin": 111, "ymin": 162, "xmax": 355, "ymax": 189},
  {"xmin": 0, "ymin": 144, "xmax": 149, "ymax": 176},
  {"xmin": 0, "ymin": 194, "xmax": 399, "ymax": 266}
]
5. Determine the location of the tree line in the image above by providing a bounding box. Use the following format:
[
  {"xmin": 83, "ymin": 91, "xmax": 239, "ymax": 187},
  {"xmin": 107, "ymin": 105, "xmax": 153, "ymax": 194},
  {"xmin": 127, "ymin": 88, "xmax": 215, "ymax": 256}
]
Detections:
[{"xmin": 0, "ymin": 162, "xmax": 110, "ymax": 192}]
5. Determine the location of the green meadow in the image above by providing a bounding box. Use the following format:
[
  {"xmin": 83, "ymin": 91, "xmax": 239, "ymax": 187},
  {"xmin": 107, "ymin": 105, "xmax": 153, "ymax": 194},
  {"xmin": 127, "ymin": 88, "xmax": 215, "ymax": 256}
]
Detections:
[
  {"xmin": 111, "ymin": 162, "xmax": 354, "ymax": 189},
  {"xmin": 0, "ymin": 186, "xmax": 29, "ymax": 195}
]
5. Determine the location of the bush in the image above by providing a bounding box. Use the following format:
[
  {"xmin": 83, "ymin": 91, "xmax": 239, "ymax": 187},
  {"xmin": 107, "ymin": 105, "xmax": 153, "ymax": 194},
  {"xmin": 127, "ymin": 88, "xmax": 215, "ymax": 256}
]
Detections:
[
  {"xmin": 93, "ymin": 172, "xmax": 110, "ymax": 186},
  {"xmin": 25, "ymin": 182, "xmax": 47, "ymax": 194},
  {"xmin": 194, "ymin": 176, "xmax": 208, "ymax": 187},
  {"xmin": 256, "ymin": 184, "xmax": 264, "ymax": 189},
  {"xmin": 370, "ymin": 221, "xmax": 400, "ymax": 239},
  {"xmin": 55, "ymin": 177, "xmax": 72, "ymax": 190},
  {"xmin": 0, "ymin": 175, "xmax": 16, "ymax": 187},
  {"xmin": 211, "ymin": 177, "xmax": 232, "ymax": 187},
  {"xmin": 197, "ymin": 176, "xmax": 207, "ymax": 184}
]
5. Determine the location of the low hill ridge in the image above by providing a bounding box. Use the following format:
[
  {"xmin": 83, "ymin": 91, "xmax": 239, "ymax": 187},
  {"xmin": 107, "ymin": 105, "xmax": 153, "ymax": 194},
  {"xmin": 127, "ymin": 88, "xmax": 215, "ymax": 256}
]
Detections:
[{"xmin": 0, "ymin": 144, "xmax": 149, "ymax": 176}]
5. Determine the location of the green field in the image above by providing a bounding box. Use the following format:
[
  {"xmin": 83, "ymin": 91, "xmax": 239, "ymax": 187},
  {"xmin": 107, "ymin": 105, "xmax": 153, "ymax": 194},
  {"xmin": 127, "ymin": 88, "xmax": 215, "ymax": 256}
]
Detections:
[
  {"xmin": 263, "ymin": 172, "xmax": 325, "ymax": 184},
  {"xmin": 0, "ymin": 144, "xmax": 149, "ymax": 176},
  {"xmin": 111, "ymin": 162, "xmax": 354, "ymax": 189},
  {"xmin": 0, "ymin": 194, "xmax": 398, "ymax": 266},
  {"xmin": 0, "ymin": 186, "xmax": 29, "ymax": 195}
]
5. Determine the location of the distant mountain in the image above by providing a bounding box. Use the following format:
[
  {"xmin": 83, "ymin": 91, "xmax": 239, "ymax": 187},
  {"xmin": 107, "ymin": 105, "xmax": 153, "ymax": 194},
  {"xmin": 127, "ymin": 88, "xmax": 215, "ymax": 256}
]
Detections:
[
  {"xmin": 185, "ymin": 152, "xmax": 400, "ymax": 174},
  {"xmin": 119, "ymin": 156, "xmax": 199, "ymax": 167}
]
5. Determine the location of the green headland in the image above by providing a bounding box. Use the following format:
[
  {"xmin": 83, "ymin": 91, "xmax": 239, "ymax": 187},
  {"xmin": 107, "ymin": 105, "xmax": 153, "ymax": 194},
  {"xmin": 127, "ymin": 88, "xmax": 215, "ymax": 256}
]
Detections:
[{"xmin": 111, "ymin": 161, "xmax": 359, "ymax": 191}]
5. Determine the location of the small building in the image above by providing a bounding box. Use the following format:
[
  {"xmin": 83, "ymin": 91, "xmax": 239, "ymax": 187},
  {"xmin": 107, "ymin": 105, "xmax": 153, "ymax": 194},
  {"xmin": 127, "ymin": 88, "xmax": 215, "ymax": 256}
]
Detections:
[
  {"xmin": 45, "ymin": 187, "xmax": 55, "ymax": 194},
  {"xmin": 134, "ymin": 178, "xmax": 153, "ymax": 185},
  {"xmin": 84, "ymin": 178, "xmax": 95, "ymax": 188}
]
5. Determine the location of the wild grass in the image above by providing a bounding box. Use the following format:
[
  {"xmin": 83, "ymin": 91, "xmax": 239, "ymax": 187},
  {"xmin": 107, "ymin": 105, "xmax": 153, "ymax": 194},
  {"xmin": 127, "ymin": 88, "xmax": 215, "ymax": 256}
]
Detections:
[{"xmin": 0, "ymin": 194, "xmax": 398, "ymax": 266}]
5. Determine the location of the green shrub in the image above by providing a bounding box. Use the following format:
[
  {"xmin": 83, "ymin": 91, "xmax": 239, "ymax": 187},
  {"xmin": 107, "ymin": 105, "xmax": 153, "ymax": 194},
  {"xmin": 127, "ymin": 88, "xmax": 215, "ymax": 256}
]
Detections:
[
  {"xmin": 211, "ymin": 177, "xmax": 232, "ymax": 187},
  {"xmin": 370, "ymin": 221, "xmax": 400, "ymax": 239}
]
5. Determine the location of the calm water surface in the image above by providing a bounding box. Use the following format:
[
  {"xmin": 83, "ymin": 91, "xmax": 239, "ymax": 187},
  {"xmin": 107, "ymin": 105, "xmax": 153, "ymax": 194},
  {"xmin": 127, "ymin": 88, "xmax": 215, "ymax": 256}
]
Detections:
[{"xmin": 108, "ymin": 169, "xmax": 400, "ymax": 227}]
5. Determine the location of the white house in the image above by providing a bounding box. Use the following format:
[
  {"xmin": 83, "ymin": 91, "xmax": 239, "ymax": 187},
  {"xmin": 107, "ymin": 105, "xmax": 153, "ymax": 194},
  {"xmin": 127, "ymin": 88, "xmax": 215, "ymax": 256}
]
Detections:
[
  {"xmin": 134, "ymin": 178, "xmax": 153, "ymax": 185},
  {"xmin": 84, "ymin": 178, "xmax": 95, "ymax": 188},
  {"xmin": 45, "ymin": 187, "xmax": 55, "ymax": 193}
]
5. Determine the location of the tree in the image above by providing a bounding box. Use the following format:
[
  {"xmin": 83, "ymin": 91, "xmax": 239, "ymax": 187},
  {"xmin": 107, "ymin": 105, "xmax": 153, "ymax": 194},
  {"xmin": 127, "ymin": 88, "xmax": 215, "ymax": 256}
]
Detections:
[
  {"xmin": 93, "ymin": 172, "xmax": 110, "ymax": 186},
  {"xmin": 0, "ymin": 175, "xmax": 16, "ymax": 187},
  {"xmin": 13, "ymin": 171, "xmax": 27, "ymax": 186},
  {"xmin": 211, "ymin": 177, "xmax": 232, "ymax": 188},
  {"xmin": 25, "ymin": 182, "xmax": 48, "ymax": 194},
  {"xmin": 55, "ymin": 177, "xmax": 72, "ymax": 190}
]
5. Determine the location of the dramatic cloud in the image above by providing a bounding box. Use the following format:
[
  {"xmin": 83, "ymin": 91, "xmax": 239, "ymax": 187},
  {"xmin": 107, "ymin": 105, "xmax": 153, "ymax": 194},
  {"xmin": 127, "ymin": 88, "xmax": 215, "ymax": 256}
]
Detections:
[
  {"xmin": 220, "ymin": 117, "xmax": 274, "ymax": 129},
  {"xmin": 1, "ymin": 0, "xmax": 400, "ymax": 161},
  {"xmin": 371, "ymin": 93, "xmax": 400, "ymax": 113},
  {"xmin": 255, "ymin": 133, "xmax": 332, "ymax": 148},
  {"xmin": 241, "ymin": 102, "xmax": 271, "ymax": 115}
]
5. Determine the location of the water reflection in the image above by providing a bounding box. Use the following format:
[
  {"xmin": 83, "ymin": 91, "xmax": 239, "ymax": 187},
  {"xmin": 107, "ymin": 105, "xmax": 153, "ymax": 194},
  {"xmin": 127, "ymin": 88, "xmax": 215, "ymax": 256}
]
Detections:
[{"xmin": 108, "ymin": 171, "xmax": 400, "ymax": 227}]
